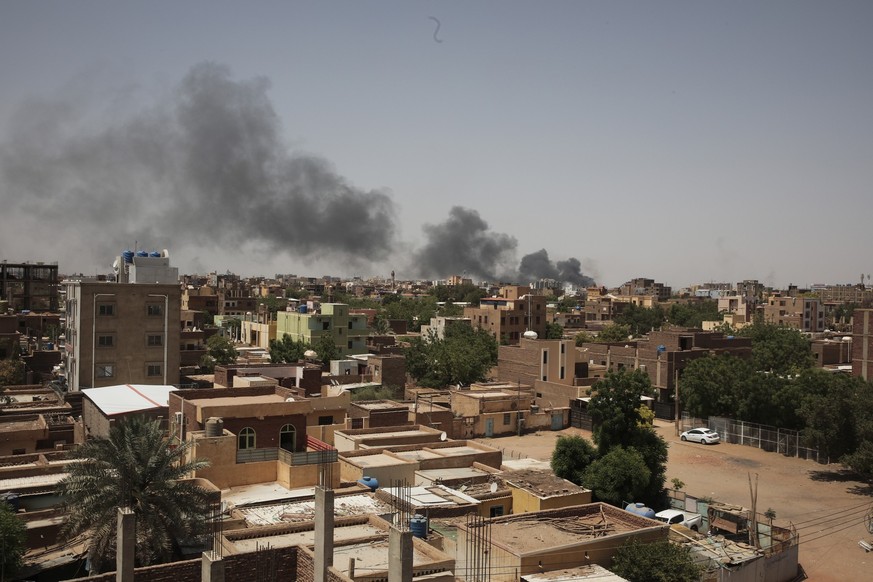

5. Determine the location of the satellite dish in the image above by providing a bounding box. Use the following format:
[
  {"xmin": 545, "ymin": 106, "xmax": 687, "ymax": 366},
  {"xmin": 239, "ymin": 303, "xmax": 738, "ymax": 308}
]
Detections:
[
  {"xmin": 523, "ymin": 330, "xmax": 538, "ymax": 340},
  {"xmin": 439, "ymin": 432, "xmax": 447, "ymax": 441},
  {"xmin": 490, "ymin": 482, "xmax": 498, "ymax": 494}
]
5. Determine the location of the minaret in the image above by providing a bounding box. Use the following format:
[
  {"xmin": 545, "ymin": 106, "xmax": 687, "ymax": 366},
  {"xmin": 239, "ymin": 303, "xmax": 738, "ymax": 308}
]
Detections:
[{"xmin": 391, "ymin": 270, "xmax": 396, "ymax": 290}]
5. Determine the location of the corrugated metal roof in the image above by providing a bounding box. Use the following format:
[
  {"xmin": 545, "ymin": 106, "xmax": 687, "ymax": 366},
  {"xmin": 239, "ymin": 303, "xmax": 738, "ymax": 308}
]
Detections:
[{"xmin": 82, "ymin": 384, "xmax": 177, "ymax": 416}]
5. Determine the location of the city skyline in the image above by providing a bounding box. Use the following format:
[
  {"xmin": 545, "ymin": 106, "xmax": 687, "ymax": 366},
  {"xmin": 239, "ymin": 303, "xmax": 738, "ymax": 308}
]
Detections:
[{"xmin": 1, "ymin": 1, "xmax": 871, "ymax": 289}]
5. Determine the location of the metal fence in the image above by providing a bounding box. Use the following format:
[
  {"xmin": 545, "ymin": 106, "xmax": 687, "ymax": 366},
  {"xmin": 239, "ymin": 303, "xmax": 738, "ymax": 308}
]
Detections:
[
  {"xmin": 681, "ymin": 413, "xmax": 826, "ymax": 464},
  {"xmin": 236, "ymin": 447, "xmax": 279, "ymax": 464},
  {"xmin": 277, "ymin": 448, "xmax": 338, "ymax": 466}
]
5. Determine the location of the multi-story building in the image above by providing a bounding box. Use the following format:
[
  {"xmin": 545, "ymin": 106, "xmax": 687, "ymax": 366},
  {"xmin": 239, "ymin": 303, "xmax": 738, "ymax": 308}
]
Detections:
[
  {"xmin": 0, "ymin": 261, "xmax": 59, "ymax": 311},
  {"xmin": 463, "ymin": 285, "xmax": 547, "ymax": 344},
  {"xmin": 275, "ymin": 303, "xmax": 371, "ymax": 357},
  {"xmin": 618, "ymin": 277, "xmax": 671, "ymax": 301},
  {"xmin": 853, "ymin": 309, "xmax": 873, "ymax": 381},
  {"xmin": 760, "ymin": 293, "xmax": 824, "ymax": 332},
  {"xmin": 63, "ymin": 251, "xmax": 181, "ymax": 391}
]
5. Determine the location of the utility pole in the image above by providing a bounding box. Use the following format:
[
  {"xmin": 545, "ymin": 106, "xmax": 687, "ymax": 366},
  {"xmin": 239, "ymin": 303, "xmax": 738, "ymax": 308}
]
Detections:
[{"xmin": 674, "ymin": 368, "xmax": 680, "ymax": 437}]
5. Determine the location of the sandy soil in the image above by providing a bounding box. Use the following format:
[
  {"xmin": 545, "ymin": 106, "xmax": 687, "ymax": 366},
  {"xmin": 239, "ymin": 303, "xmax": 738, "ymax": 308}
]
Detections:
[{"xmin": 476, "ymin": 420, "xmax": 873, "ymax": 581}]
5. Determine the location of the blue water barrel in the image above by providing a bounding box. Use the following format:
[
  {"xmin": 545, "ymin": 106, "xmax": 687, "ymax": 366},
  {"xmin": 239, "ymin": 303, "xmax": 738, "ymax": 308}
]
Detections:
[
  {"xmin": 357, "ymin": 476, "xmax": 379, "ymax": 491},
  {"xmin": 409, "ymin": 514, "xmax": 428, "ymax": 539},
  {"xmin": 625, "ymin": 502, "xmax": 656, "ymax": 519},
  {"xmin": 0, "ymin": 492, "xmax": 20, "ymax": 512},
  {"xmin": 136, "ymin": 250, "xmax": 149, "ymax": 257},
  {"xmin": 122, "ymin": 250, "xmax": 134, "ymax": 263},
  {"xmin": 298, "ymin": 305, "xmax": 308, "ymax": 314}
]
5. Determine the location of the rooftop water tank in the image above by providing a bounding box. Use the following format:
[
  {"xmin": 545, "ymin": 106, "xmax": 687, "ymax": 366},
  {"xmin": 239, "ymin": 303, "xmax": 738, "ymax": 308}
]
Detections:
[
  {"xmin": 357, "ymin": 476, "xmax": 379, "ymax": 491},
  {"xmin": 625, "ymin": 502, "xmax": 656, "ymax": 519},
  {"xmin": 149, "ymin": 251, "xmax": 161, "ymax": 257},
  {"xmin": 136, "ymin": 250, "xmax": 149, "ymax": 257},
  {"xmin": 298, "ymin": 305, "xmax": 308, "ymax": 314},
  {"xmin": 205, "ymin": 417, "xmax": 224, "ymax": 437},
  {"xmin": 122, "ymin": 250, "xmax": 134, "ymax": 263},
  {"xmin": 409, "ymin": 514, "xmax": 428, "ymax": 539},
  {"xmin": 657, "ymin": 345, "xmax": 666, "ymax": 353}
]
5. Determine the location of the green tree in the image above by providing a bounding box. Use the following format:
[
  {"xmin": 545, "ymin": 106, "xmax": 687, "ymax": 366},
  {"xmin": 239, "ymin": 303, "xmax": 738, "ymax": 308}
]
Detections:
[
  {"xmin": 680, "ymin": 354, "xmax": 754, "ymax": 419},
  {"xmin": 597, "ymin": 323, "xmax": 633, "ymax": 343},
  {"xmin": 206, "ymin": 334, "xmax": 237, "ymax": 365},
  {"xmin": 405, "ymin": 324, "xmax": 498, "ymax": 388},
  {"xmin": 383, "ymin": 296, "xmax": 441, "ymax": 332},
  {"xmin": 574, "ymin": 331, "xmax": 595, "ymax": 346},
  {"xmin": 587, "ymin": 369, "xmax": 654, "ymax": 452},
  {"xmin": 667, "ymin": 300, "xmax": 721, "ymax": 329},
  {"xmin": 555, "ymin": 295, "xmax": 582, "ymax": 313},
  {"xmin": 736, "ymin": 321, "xmax": 814, "ymax": 374},
  {"xmin": 614, "ymin": 304, "xmax": 666, "ymax": 336},
  {"xmin": 0, "ymin": 502, "xmax": 26, "ymax": 581},
  {"xmin": 544, "ymin": 321, "xmax": 564, "ymax": 339},
  {"xmin": 611, "ymin": 539, "xmax": 703, "ymax": 582},
  {"xmin": 551, "ymin": 435, "xmax": 598, "ymax": 485},
  {"xmin": 349, "ymin": 385, "xmax": 402, "ymax": 402},
  {"xmin": 269, "ymin": 335, "xmax": 308, "ymax": 363},
  {"xmin": 198, "ymin": 354, "xmax": 216, "ymax": 373},
  {"xmin": 257, "ymin": 295, "xmax": 287, "ymax": 316},
  {"xmin": 57, "ymin": 416, "xmax": 212, "ymax": 573},
  {"xmin": 374, "ymin": 315, "xmax": 390, "ymax": 335},
  {"xmin": 313, "ymin": 334, "xmax": 341, "ymax": 364},
  {"xmin": 797, "ymin": 371, "xmax": 870, "ymax": 461},
  {"xmin": 0, "ymin": 359, "xmax": 25, "ymax": 388},
  {"xmin": 583, "ymin": 446, "xmax": 651, "ymax": 506}
]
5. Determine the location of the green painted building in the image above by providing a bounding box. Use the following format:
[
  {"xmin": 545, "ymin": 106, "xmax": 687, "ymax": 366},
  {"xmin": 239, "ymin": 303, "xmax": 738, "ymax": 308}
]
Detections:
[{"xmin": 276, "ymin": 303, "xmax": 372, "ymax": 357}]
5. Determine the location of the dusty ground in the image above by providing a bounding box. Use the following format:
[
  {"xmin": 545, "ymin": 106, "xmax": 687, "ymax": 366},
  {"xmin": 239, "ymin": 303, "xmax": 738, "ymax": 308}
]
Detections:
[{"xmin": 476, "ymin": 420, "xmax": 873, "ymax": 582}]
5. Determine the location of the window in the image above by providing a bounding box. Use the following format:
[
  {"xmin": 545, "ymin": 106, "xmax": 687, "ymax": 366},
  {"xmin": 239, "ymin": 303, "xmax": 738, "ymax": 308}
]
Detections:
[
  {"xmin": 96, "ymin": 364, "xmax": 114, "ymax": 378},
  {"xmin": 490, "ymin": 505, "xmax": 505, "ymax": 518},
  {"xmin": 238, "ymin": 427, "xmax": 256, "ymax": 450},
  {"xmin": 279, "ymin": 424, "xmax": 296, "ymax": 452},
  {"xmin": 97, "ymin": 335, "xmax": 114, "ymax": 347},
  {"xmin": 542, "ymin": 351, "xmax": 548, "ymax": 364},
  {"xmin": 322, "ymin": 321, "xmax": 330, "ymax": 330},
  {"xmin": 536, "ymin": 392, "xmax": 543, "ymax": 398},
  {"xmin": 503, "ymin": 413, "xmax": 511, "ymax": 425},
  {"xmin": 147, "ymin": 303, "xmax": 163, "ymax": 316},
  {"xmin": 147, "ymin": 334, "xmax": 163, "ymax": 347},
  {"xmin": 560, "ymin": 366, "xmax": 565, "ymax": 380},
  {"xmin": 318, "ymin": 415, "xmax": 333, "ymax": 425},
  {"xmin": 147, "ymin": 364, "xmax": 162, "ymax": 377},
  {"xmin": 348, "ymin": 340, "xmax": 353, "ymax": 349},
  {"xmin": 560, "ymin": 343, "xmax": 565, "ymax": 354},
  {"xmin": 98, "ymin": 303, "xmax": 115, "ymax": 316}
]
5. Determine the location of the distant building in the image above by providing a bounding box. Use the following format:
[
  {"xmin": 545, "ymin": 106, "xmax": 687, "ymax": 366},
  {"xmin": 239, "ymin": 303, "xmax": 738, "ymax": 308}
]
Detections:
[
  {"xmin": 275, "ymin": 303, "xmax": 372, "ymax": 357},
  {"xmin": 853, "ymin": 309, "xmax": 873, "ymax": 381},
  {"xmin": 760, "ymin": 293, "xmax": 824, "ymax": 332},
  {"xmin": 0, "ymin": 261, "xmax": 59, "ymax": 311},
  {"xmin": 464, "ymin": 286, "xmax": 547, "ymax": 345}
]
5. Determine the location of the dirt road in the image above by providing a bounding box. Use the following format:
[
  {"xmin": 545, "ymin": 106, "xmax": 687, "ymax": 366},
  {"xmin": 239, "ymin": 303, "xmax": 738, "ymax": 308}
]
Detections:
[{"xmin": 477, "ymin": 420, "xmax": 873, "ymax": 581}]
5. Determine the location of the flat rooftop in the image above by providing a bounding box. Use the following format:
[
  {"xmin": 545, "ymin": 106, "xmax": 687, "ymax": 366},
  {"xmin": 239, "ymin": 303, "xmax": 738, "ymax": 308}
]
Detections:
[
  {"xmin": 416, "ymin": 467, "xmax": 496, "ymax": 483},
  {"xmin": 349, "ymin": 452, "xmax": 410, "ymax": 468},
  {"xmin": 353, "ymin": 400, "xmax": 406, "ymax": 410},
  {"xmin": 487, "ymin": 506, "xmax": 656, "ymax": 553},
  {"xmin": 392, "ymin": 450, "xmax": 442, "ymax": 462},
  {"xmin": 222, "ymin": 482, "xmax": 314, "ymax": 508},
  {"xmin": 504, "ymin": 470, "xmax": 590, "ymax": 498},
  {"xmin": 0, "ymin": 472, "xmax": 67, "ymax": 491},
  {"xmin": 228, "ymin": 522, "xmax": 384, "ymax": 553},
  {"xmin": 523, "ymin": 564, "xmax": 630, "ymax": 581},
  {"xmin": 189, "ymin": 393, "xmax": 286, "ymax": 407},
  {"xmin": 333, "ymin": 539, "xmax": 439, "ymax": 575},
  {"xmin": 237, "ymin": 493, "xmax": 391, "ymax": 526}
]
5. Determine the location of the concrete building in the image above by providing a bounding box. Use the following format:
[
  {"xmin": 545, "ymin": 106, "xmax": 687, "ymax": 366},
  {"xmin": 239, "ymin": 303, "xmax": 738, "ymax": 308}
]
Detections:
[
  {"xmin": 0, "ymin": 261, "xmax": 59, "ymax": 312},
  {"xmin": 455, "ymin": 503, "xmax": 667, "ymax": 582},
  {"xmin": 276, "ymin": 303, "xmax": 372, "ymax": 357},
  {"xmin": 420, "ymin": 316, "xmax": 472, "ymax": 341},
  {"xmin": 761, "ymin": 293, "xmax": 824, "ymax": 332},
  {"xmin": 464, "ymin": 286, "xmax": 547, "ymax": 344},
  {"xmin": 501, "ymin": 469, "xmax": 591, "ymax": 513},
  {"xmin": 451, "ymin": 383, "xmax": 534, "ymax": 438},
  {"xmin": 63, "ymin": 278, "xmax": 181, "ymax": 391},
  {"xmin": 618, "ymin": 277, "xmax": 671, "ymax": 301},
  {"xmin": 81, "ymin": 383, "xmax": 177, "ymax": 439},
  {"xmin": 853, "ymin": 309, "xmax": 873, "ymax": 380}
]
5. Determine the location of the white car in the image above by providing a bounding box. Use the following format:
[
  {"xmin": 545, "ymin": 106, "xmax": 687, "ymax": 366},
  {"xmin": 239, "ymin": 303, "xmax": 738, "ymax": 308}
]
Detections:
[
  {"xmin": 680, "ymin": 427, "xmax": 720, "ymax": 445},
  {"xmin": 655, "ymin": 509, "xmax": 703, "ymax": 531}
]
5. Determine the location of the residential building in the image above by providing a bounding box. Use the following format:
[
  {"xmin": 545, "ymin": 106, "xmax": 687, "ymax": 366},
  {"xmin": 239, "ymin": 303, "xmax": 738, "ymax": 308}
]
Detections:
[
  {"xmin": 463, "ymin": 286, "xmax": 547, "ymax": 344},
  {"xmin": 276, "ymin": 303, "xmax": 372, "ymax": 357},
  {"xmin": 618, "ymin": 277, "xmax": 671, "ymax": 301},
  {"xmin": 420, "ymin": 316, "xmax": 472, "ymax": 341},
  {"xmin": 0, "ymin": 261, "xmax": 59, "ymax": 312},
  {"xmin": 81, "ymin": 384, "xmax": 177, "ymax": 439},
  {"xmin": 63, "ymin": 278, "xmax": 181, "ymax": 391},
  {"xmin": 853, "ymin": 309, "xmax": 873, "ymax": 381},
  {"xmin": 761, "ymin": 293, "xmax": 824, "ymax": 332}
]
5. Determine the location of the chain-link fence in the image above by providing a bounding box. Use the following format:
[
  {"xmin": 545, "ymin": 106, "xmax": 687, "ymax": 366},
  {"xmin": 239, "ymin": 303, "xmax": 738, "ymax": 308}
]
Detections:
[{"xmin": 681, "ymin": 413, "xmax": 827, "ymax": 464}]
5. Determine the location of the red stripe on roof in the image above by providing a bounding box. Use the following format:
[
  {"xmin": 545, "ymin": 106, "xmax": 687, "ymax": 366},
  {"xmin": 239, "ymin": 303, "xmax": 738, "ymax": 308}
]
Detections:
[{"xmin": 126, "ymin": 384, "xmax": 164, "ymax": 408}]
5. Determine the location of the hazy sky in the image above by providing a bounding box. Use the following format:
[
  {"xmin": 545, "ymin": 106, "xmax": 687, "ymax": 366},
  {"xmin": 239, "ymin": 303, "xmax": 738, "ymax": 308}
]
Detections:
[{"xmin": 1, "ymin": 1, "xmax": 871, "ymax": 289}]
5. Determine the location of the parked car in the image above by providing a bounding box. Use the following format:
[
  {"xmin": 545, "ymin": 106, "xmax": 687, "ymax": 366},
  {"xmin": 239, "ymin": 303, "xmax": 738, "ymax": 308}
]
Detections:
[
  {"xmin": 655, "ymin": 509, "xmax": 703, "ymax": 531},
  {"xmin": 680, "ymin": 427, "xmax": 720, "ymax": 445}
]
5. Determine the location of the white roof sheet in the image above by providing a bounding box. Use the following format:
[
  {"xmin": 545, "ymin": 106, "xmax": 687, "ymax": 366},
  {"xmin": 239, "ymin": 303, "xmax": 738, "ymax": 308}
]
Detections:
[{"xmin": 82, "ymin": 384, "xmax": 177, "ymax": 416}]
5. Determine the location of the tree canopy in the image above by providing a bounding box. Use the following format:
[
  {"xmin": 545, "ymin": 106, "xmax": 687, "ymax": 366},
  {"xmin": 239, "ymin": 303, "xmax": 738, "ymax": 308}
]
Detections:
[
  {"xmin": 583, "ymin": 446, "xmax": 651, "ymax": 506},
  {"xmin": 544, "ymin": 321, "xmax": 564, "ymax": 339},
  {"xmin": 551, "ymin": 435, "xmax": 597, "ymax": 485},
  {"xmin": 57, "ymin": 416, "xmax": 212, "ymax": 573},
  {"xmin": 404, "ymin": 324, "xmax": 498, "ymax": 388},
  {"xmin": 597, "ymin": 323, "xmax": 633, "ymax": 343},
  {"xmin": 269, "ymin": 335, "xmax": 309, "ymax": 364},
  {"xmin": 0, "ymin": 359, "xmax": 25, "ymax": 389},
  {"xmin": 611, "ymin": 539, "xmax": 703, "ymax": 582},
  {"xmin": 206, "ymin": 334, "xmax": 237, "ymax": 365},
  {"xmin": 0, "ymin": 502, "xmax": 26, "ymax": 580},
  {"xmin": 736, "ymin": 320, "xmax": 814, "ymax": 374}
]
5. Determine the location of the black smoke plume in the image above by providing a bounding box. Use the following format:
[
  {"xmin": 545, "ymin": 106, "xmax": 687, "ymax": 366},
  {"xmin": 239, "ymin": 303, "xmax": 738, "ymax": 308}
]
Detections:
[{"xmin": 0, "ymin": 63, "xmax": 396, "ymax": 267}]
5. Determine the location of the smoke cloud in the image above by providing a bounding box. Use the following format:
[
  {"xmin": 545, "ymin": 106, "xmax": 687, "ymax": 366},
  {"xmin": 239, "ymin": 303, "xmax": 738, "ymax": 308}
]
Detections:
[
  {"xmin": 0, "ymin": 62, "xmax": 396, "ymax": 267},
  {"xmin": 0, "ymin": 63, "xmax": 598, "ymax": 285},
  {"xmin": 414, "ymin": 209, "xmax": 597, "ymax": 287}
]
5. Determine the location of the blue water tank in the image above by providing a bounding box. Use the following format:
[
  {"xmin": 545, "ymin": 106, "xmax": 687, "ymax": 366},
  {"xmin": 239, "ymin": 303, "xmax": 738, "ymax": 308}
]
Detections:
[
  {"xmin": 357, "ymin": 476, "xmax": 379, "ymax": 491},
  {"xmin": 657, "ymin": 345, "xmax": 666, "ymax": 353},
  {"xmin": 136, "ymin": 250, "xmax": 149, "ymax": 257},
  {"xmin": 298, "ymin": 305, "xmax": 308, "ymax": 314},
  {"xmin": 149, "ymin": 250, "xmax": 161, "ymax": 257},
  {"xmin": 727, "ymin": 336, "xmax": 735, "ymax": 340},
  {"xmin": 625, "ymin": 502, "xmax": 656, "ymax": 519},
  {"xmin": 409, "ymin": 514, "xmax": 428, "ymax": 539},
  {"xmin": 122, "ymin": 250, "xmax": 134, "ymax": 263}
]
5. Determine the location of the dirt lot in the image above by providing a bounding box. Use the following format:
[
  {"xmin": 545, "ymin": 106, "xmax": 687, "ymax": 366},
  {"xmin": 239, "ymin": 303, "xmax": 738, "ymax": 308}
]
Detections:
[{"xmin": 476, "ymin": 419, "xmax": 873, "ymax": 581}]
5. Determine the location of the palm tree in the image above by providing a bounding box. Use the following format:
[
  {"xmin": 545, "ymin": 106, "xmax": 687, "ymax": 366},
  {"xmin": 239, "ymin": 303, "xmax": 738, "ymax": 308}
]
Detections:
[{"xmin": 57, "ymin": 416, "xmax": 211, "ymax": 573}]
